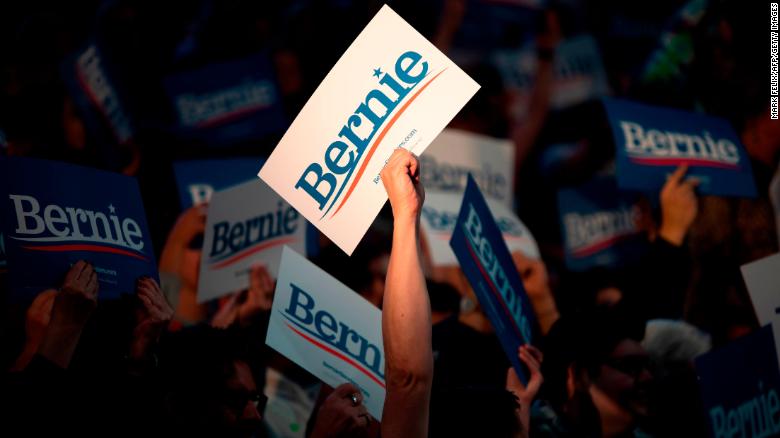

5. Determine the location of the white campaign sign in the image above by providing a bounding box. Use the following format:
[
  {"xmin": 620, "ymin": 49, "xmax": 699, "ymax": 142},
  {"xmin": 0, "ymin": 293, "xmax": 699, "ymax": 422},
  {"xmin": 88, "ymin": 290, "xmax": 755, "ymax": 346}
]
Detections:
[
  {"xmin": 422, "ymin": 129, "xmax": 515, "ymax": 207},
  {"xmin": 258, "ymin": 5, "xmax": 479, "ymax": 255},
  {"xmin": 741, "ymin": 253, "xmax": 780, "ymax": 364},
  {"xmin": 266, "ymin": 247, "xmax": 385, "ymax": 419},
  {"xmin": 421, "ymin": 190, "xmax": 539, "ymax": 266},
  {"xmin": 197, "ymin": 180, "xmax": 307, "ymax": 303}
]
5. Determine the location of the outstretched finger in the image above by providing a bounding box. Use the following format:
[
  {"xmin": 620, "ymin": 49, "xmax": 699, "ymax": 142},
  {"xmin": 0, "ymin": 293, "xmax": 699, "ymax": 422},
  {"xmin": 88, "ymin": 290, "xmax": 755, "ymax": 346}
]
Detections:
[{"xmin": 667, "ymin": 164, "xmax": 688, "ymax": 186}]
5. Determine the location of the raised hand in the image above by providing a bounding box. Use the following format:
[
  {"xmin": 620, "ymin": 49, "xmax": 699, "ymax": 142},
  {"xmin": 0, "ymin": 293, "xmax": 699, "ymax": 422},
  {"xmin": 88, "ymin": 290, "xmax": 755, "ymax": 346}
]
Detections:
[
  {"xmin": 659, "ymin": 165, "xmax": 699, "ymax": 246},
  {"xmin": 380, "ymin": 148, "xmax": 425, "ymax": 223},
  {"xmin": 381, "ymin": 147, "xmax": 432, "ymax": 438},
  {"xmin": 506, "ymin": 345, "xmax": 544, "ymax": 405},
  {"xmin": 129, "ymin": 277, "xmax": 173, "ymax": 368},
  {"xmin": 38, "ymin": 261, "xmax": 99, "ymax": 368},
  {"xmin": 310, "ymin": 383, "xmax": 373, "ymax": 438},
  {"xmin": 10, "ymin": 289, "xmax": 57, "ymax": 371},
  {"xmin": 57, "ymin": 260, "xmax": 99, "ymax": 326},
  {"xmin": 212, "ymin": 264, "xmax": 275, "ymax": 329},
  {"xmin": 506, "ymin": 344, "xmax": 544, "ymax": 437},
  {"xmin": 239, "ymin": 264, "xmax": 274, "ymax": 326}
]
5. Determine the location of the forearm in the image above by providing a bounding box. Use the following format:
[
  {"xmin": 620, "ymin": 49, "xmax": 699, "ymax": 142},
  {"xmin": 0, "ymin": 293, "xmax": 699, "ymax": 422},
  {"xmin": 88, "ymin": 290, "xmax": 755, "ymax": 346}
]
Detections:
[
  {"xmin": 381, "ymin": 217, "xmax": 433, "ymax": 436},
  {"xmin": 37, "ymin": 322, "xmax": 85, "ymax": 369},
  {"xmin": 383, "ymin": 217, "xmax": 432, "ymax": 377},
  {"xmin": 512, "ymin": 59, "xmax": 554, "ymax": 172},
  {"xmin": 518, "ymin": 403, "xmax": 532, "ymax": 438}
]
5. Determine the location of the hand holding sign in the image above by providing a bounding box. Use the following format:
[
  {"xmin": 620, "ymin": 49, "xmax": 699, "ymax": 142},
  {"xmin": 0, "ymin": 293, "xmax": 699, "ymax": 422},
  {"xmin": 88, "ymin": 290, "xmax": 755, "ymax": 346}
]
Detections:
[
  {"xmin": 258, "ymin": 5, "xmax": 479, "ymax": 255},
  {"xmin": 10, "ymin": 289, "xmax": 57, "ymax": 371},
  {"xmin": 240, "ymin": 265, "xmax": 275, "ymax": 324},
  {"xmin": 449, "ymin": 176, "xmax": 538, "ymax": 384},
  {"xmin": 129, "ymin": 277, "xmax": 173, "ymax": 371},
  {"xmin": 212, "ymin": 265, "xmax": 275, "ymax": 329},
  {"xmin": 381, "ymin": 150, "xmax": 432, "ymax": 437},
  {"xmin": 506, "ymin": 345, "xmax": 544, "ymax": 436},
  {"xmin": 57, "ymin": 260, "xmax": 99, "ymax": 325},
  {"xmin": 659, "ymin": 165, "xmax": 699, "ymax": 246},
  {"xmin": 381, "ymin": 148, "xmax": 425, "ymax": 222},
  {"xmin": 310, "ymin": 383, "xmax": 373, "ymax": 438},
  {"xmin": 39, "ymin": 261, "xmax": 98, "ymax": 368}
]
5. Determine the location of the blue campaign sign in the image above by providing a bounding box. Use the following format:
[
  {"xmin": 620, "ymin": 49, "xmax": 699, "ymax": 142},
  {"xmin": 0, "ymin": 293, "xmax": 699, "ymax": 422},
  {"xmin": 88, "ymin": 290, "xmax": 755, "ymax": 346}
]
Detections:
[
  {"xmin": 0, "ymin": 157, "xmax": 158, "ymax": 300},
  {"xmin": 557, "ymin": 177, "xmax": 647, "ymax": 271},
  {"xmin": 173, "ymin": 158, "xmax": 265, "ymax": 209},
  {"xmin": 449, "ymin": 175, "xmax": 537, "ymax": 384},
  {"xmin": 164, "ymin": 53, "xmax": 288, "ymax": 146},
  {"xmin": 61, "ymin": 42, "xmax": 136, "ymax": 170},
  {"xmin": 604, "ymin": 98, "xmax": 757, "ymax": 198},
  {"xmin": 694, "ymin": 325, "xmax": 780, "ymax": 438}
]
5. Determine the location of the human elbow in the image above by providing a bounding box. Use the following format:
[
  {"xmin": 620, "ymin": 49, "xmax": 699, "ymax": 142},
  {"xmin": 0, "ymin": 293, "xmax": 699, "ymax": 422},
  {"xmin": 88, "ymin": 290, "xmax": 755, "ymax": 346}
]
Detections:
[{"xmin": 385, "ymin": 360, "xmax": 433, "ymax": 394}]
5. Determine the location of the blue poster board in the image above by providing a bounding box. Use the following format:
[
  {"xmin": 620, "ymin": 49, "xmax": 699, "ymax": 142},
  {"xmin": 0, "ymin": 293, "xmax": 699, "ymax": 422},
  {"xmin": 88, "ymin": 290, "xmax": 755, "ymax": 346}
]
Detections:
[
  {"xmin": 164, "ymin": 53, "xmax": 287, "ymax": 146},
  {"xmin": 557, "ymin": 177, "xmax": 647, "ymax": 271},
  {"xmin": 173, "ymin": 158, "xmax": 266, "ymax": 209},
  {"xmin": 604, "ymin": 98, "xmax": 756, "ymax": 198},
  {"xmin": 61, "ymin": 42, "xmax": 136, "ymax": 170},
  {"xmin": 694, "ymin": 325, "xmax": 780, "ymax": 438},
  {"xmin": 1, "ymin": 157, "xmax": 158, "ymax": 300},
  {"xmin": 450, "ymin": 175, "xmax": 537, "ymax": 383}
]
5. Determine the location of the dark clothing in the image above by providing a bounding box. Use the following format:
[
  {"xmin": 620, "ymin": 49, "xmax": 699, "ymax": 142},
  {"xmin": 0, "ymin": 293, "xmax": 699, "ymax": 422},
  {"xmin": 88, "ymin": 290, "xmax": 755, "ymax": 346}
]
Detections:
[
  {"xmin": 1, "ymin": 354, "xmax": 165, "ymax": 436},
  {"xmin": 621, "ymin": 237, "xmax": 692, "ymax": 323},
  {"xmin": 431, "ymin": 315, "xmax": 509, "ymax": 390}
]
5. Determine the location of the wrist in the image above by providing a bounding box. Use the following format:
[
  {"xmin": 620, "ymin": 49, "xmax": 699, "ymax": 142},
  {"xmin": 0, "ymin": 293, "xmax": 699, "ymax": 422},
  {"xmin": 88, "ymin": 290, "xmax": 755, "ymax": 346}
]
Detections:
[
  {"xmin": 658, "ymin": 223, "xmax": 686, "ymax": 246},
  {"xmin": 47, "ymin": 311, "xmax": 90, "ymax": 335},
  {"xmin": 392, "ymin": 211, "xmax": 419, "ymax": 230}
]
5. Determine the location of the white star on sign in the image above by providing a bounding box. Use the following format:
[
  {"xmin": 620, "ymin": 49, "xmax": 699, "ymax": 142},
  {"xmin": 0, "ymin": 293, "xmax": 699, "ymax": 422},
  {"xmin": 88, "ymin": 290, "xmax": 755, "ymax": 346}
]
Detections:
[{"xmin": 108, "ymin": 204, "xmax": 116, "ymax": 214}]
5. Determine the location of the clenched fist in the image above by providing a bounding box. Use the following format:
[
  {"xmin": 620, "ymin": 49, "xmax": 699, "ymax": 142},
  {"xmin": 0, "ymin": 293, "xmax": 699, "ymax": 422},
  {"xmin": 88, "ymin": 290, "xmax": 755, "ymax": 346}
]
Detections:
[{"xmin": 380, "ymin": 148, "xmax": 425, "ymax": 223}]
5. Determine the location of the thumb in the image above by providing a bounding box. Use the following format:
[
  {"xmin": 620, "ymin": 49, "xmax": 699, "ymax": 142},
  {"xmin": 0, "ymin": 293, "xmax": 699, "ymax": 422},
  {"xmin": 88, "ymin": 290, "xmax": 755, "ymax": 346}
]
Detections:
[{"xmin": 506, "ymin": 366, "xmax": 524, "ymax": 392}]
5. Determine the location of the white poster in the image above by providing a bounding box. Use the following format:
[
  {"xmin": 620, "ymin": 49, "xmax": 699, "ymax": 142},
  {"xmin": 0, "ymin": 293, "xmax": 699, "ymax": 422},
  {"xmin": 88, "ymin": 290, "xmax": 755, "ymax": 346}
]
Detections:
[
  {"xmin": 741, "ymin": 252, "xmax": 780, "ymax": 364},
  {"xmin": 197, "ymin": 180, "xmax": 308, "ymax": 303},
  {"xmin": 422, "ymin": 129, "xmax": 515, "ymax": 207},
  {"xmin": 421, "ymin": 190, "xmax": 539, "ymax": 266},
  {"xmin": 266, "ymin": 247, "xmax": 385, "ymax": 419},
  {"xmin": 259, "ymin": 5, "xmax": 479, "ymax": 255}
]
